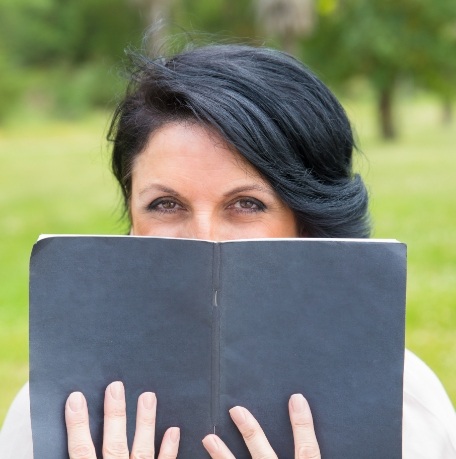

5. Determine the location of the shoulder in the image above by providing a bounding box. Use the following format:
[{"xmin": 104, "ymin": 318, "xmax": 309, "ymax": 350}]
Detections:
[
  {"xmin": 403, "ymin": 349, "xmax": 456, "ymax": 458},
  {"xmin": 0, "ymin": 382, "xmax": 33, "ymax": 459}
]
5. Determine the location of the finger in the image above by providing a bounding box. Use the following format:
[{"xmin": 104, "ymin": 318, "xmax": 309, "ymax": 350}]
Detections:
[
  {"xmin": 289, "ymin": 394, "xmax": 321, "ymax": 459},
  {"xmin": 102, "ymin": 381, "xmax": 129, "ymax": 459},
  {"xmin": 65, "ymin": 391, "xmax": 97, "ymax": 459},
  {"xmin": 131, "ymin": 392, "xmax": 156, "ymax": 459},
  {"xmin": 202, "ymin": 434, "xmax": 236, "ymax": 459},
  {"xmin": 229, "ymin": 406, "xmax": 278, "ymax": 459},
  {"xmin": 157, "ymin": 427, "xmax": 180, "ymax": 459}
]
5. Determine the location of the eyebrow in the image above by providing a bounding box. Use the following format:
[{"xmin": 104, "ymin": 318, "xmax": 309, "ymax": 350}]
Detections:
[
  {"xmin": 139, "ymin": 184, "xmax": 180, "ymax": 198},
  {"xmin": 222, "ymin": 184, "xmax": 275, "ymax": 197}
]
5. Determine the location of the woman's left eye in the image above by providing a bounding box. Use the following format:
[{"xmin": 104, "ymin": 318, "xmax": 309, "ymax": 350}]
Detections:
[{"xmin": 230, "ymin": 198, "xmax": 266, "ymax": 212}]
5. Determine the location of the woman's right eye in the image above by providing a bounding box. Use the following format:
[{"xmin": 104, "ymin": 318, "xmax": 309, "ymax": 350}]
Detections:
[{"xmin": 146, "ymin": 198, "xmax": 183, "ymax": 214}]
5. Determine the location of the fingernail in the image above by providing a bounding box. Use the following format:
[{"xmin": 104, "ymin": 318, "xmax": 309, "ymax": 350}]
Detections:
[
  {"xmin": 229, "ymin": 406, "xmax": 247, "ymax": 425},
  {"xmin": 203, "ymin": 435, "xmax": 220, "ymax": 452},
  {"xmin": 110, "ymin": 381, "xmax": 124, "ymax": 400},
  {"xmin": 68, "ymin": 392, "xmax": 84, "ymax": 412},
  {"xmin": 291, "ymin": 394, "xmax": 306, "ymax": 413},
  {"xmin": 169, "ymin": 427, "xmax": 180, "ymax": 443},
  {"xmin": 141, "ymin": 392, "xmax": 156, "ymax": 410}
]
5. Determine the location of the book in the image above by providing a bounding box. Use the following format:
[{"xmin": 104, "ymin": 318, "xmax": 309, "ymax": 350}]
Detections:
[{"xmin": 29, "ymin": 236, "xmax": 406, "ymax": 458}]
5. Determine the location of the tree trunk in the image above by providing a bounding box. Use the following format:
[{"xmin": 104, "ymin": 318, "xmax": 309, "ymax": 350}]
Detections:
[
  {"xmin": 254, "ymin": 0, "xmax": 316, "ymax": 53},
  {"xmin": 130, "ymin": 0, "xmax": 172, "ymax": 47},
  {"xmin": 378, "ymin": 86, "xmax": 396, "ymax": 140},
  {"xmin": 442, "ymin": 98, "xmax": 453, "ymax": 125}
]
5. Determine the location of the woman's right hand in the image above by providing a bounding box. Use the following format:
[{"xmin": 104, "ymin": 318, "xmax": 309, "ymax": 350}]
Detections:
[
  {"xmin": 202, "ymin": 394, "xmax": 321, "ymax": 459},
  {"xmin": 65, "ymin": 381, "xmax": 180, "ymax": 459}
]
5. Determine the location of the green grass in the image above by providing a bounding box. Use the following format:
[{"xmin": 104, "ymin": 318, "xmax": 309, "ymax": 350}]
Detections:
[
  {"xmin": 0, "ymin": 113, "xmax": 123, "ymax": 422},
  {"xmin": 347, "ymin": 94, "xmax": 456, "ymax": 405},
  {"xmin": 0, "ymin": 95, "xmax": 455, "ymax": 424}
]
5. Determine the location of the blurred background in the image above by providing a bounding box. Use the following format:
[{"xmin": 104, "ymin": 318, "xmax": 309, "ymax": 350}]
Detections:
[{"xmin": 1, "ymin": 0, "xmax": 455, "ymax": 423}]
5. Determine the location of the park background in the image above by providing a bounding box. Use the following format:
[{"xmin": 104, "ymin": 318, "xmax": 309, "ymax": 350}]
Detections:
[{"xmin": 0, "ymin": 0, "xmax": 455, "ymax": 423}]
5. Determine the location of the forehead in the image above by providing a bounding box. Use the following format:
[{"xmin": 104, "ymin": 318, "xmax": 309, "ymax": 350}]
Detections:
[{"xmin": 132, "ymin": 122, "xmax": 264, "ymax": 183}]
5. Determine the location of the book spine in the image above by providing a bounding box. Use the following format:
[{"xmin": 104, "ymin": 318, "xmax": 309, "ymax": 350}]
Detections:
[{"xmin": 211, "ymin": 243, "xmax": 221, "ymax": 432}]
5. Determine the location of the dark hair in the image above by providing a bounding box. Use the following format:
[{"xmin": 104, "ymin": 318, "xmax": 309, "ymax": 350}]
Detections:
[{"xmin": 109, "ymin": 44, "xmax": 370, "ymax": 238}]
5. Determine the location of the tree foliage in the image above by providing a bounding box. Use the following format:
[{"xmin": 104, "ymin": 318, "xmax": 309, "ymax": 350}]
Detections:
[
  {"xmin": 171, "ymin": 0, "xmax": 255, "ymax": 40},
  {"xmin": 0, "ymin": 0, "xmax": 143, "ymax": 118},
  {"xmin": 302, "ymin": 0, "xmax": 456, "ymax": 138},
  {"xmin": 1, "ymin": 0, "xmax": 455, "ymax": 131},
  {"xmin": 0, "ymin": 0, "xmax": 142, "ymax": 66}
]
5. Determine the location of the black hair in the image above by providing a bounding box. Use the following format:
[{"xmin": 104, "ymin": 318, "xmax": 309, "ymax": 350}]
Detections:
[{"xmin": 109, "ymin": 44, "xmax": 370, "ymax": 238}]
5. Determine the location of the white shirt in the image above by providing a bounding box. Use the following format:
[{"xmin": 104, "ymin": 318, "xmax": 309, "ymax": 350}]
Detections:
[{"xmin": 1, "ymin": 350, "xmax": 455, "ymax": 458}]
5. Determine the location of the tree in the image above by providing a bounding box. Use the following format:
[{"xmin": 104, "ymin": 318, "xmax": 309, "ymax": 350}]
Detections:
[{"xmin": 301, "ymin": 0, "xmax": 456, "ymax": 139}]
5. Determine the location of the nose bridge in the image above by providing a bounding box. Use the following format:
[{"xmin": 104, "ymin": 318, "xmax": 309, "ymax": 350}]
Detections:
[{"xmin": 189, "ymin": 210, "xmax": 222, "ymax": 241}]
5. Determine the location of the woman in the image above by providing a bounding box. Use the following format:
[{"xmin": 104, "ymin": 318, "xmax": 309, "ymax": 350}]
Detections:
[{"xmin": 1, "ymin": 44, "xmax": 455, "ymax": 458}]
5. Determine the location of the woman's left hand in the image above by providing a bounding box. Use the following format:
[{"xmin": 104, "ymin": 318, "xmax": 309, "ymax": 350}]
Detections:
[{"xmin": 202, "ymin": 394, "xmax": 321, "ymax": 459}]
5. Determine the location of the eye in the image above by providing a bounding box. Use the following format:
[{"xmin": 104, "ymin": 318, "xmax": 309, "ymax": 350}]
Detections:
[
  {"xmin": 146, "ymin": 197, "xmax": 184, "ymax": 214},
  {"xmin": 229, "ymin": 198, "xmax": 266, "ymax": 213}
]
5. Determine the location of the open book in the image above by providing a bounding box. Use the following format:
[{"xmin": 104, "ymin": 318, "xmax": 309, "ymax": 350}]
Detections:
[{"xmin": 29, "ymin": 236, "xmax": 406, "ymax": 458}]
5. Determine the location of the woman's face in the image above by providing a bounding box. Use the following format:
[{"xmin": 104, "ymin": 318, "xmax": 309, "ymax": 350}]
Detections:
[{"xmin": 130, "ymin": 122, "xmax": 298, "ymax": 240}]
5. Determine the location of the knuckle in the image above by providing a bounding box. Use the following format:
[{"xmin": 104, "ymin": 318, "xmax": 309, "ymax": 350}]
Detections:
[
  {"xmin": 67, "ymin": 416, "xmax": 88, "ymax": 429},
  {"xmin": 241, "ymin": 425, "xmax": 258, "ymax": 442},
  {"xmin": 106, "ymin": 405, "xmax": 126, "ymax": 418},
  {"xmin": 138, "ymin": 413, "xmax": 156, "ymax": 427},
  {"xmin": 159, "ymin": 453, "xmax": 177, "ymax": 459},
  {"xmin": 132, "ymin": 451, "xmax": 154, "ymax": 459},
  {"xmin": 68, "ymin": 443, "xmax": 94, "ymax": 459},
  {"xmin": 293, "ymin": 414, "xmax": 314, "ymax": 430},
  {"xmin": 103, "ymin": 440, "xmax": 129, "ymax": 457},
  {"xmin": 297, "ymin": 443, "xmax": 321, "ymax": 459}
]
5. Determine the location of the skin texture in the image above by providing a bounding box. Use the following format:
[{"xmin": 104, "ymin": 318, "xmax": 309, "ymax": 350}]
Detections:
[
  {"xmin": 130, "ymin": 122, "xmax": 298, "ymax": 240},
  {"xmin": 65, "ymin": 122, "xmax": 321, "ymax": 458}
]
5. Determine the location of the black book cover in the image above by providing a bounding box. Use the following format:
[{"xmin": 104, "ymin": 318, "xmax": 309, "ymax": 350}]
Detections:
[{"xmin": 29, "ymin": 236, "xmax": 406, "ymax": 458}]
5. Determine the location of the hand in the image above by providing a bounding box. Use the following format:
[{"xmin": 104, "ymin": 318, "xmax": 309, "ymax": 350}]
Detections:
[
  {"xmin": 202, "ymin": 394, "xmax": 321, "ymax": 459},
  {"xmin": 65, "ymin": 381, "xmax": 179, "ymax": 459}
]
